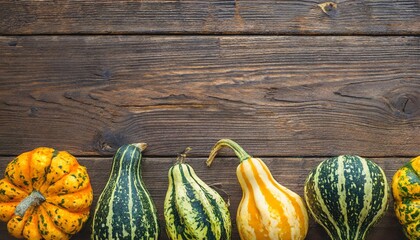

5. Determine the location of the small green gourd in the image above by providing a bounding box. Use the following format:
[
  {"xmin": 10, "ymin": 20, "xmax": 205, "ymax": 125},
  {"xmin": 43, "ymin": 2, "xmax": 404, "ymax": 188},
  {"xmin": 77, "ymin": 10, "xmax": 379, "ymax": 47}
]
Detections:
[
  {"xmin": 164, "ymin": 148, "xmax": 231, "ymax": 239},
  {"xmin": 91, "ymin": 143, "xmax": 159, "ymax": 240}
]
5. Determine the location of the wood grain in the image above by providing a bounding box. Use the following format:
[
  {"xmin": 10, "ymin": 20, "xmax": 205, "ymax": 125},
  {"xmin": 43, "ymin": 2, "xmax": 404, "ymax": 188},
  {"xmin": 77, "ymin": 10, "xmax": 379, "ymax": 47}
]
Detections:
[
  {"xmin": 0, "ymin": 0, "xmax": 417, "ymax": 239},
  {"xmin": 0, "ymin": 156, "xmax": 409, "ymax": 239},
  {"xmin": 0, "ymin": 0, "xmax": 419, "ymax": 35},
  {"xmin": 0, "ymin": 36, "xmax": 419, "ymax": 157}
]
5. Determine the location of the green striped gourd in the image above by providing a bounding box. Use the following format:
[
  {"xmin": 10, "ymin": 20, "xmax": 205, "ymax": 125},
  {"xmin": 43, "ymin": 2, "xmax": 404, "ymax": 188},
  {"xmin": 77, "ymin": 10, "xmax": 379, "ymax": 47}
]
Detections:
[
  {"xmin": 91, "ymin": 143, "xmax": 159, "ymax": 240},
  {"xmin": 304, "ymin": 155, "xmax": 389, "ymax": 240},
  {"xmin": 164, "ymin": 148, "xmax": 231, "ymax": 240}
]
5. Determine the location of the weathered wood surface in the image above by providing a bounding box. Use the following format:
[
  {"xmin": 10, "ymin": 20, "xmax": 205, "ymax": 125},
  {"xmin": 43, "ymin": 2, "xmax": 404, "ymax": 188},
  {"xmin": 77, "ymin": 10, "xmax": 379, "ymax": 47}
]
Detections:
[
  {"xmin": 0, "ymin": 156, "xmax": 408, "ymax": 239},
  {"xmin": 1, "ymin": 0, "xmax": 418, "ymax": 239},
  {"xmin": 0, "ymin": 36, "xmax": 419, "ymax": 157},
  {"xmin": 1, "ymin": 0, "xmax": 419, "ymax": 35}
]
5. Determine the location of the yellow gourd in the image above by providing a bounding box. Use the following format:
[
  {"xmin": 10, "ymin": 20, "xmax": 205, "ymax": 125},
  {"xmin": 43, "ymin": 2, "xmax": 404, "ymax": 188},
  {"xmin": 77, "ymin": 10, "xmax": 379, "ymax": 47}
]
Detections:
[
  {"xmin": 392, "ymin": 156, "xmax": 420, "ymax": 240},
  {"xmin": 206, "ymin": 139, "xmax": 308, "ymax": 240},
  {"xmin": 0, "ymin": 147, "xmax": 93, "ymax": 240}
]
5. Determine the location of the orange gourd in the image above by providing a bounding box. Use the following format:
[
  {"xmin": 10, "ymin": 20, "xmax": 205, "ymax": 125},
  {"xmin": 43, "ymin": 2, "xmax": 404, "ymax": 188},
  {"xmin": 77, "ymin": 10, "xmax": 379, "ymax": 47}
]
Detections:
[
  {"xmin": 0, "ymin": 147, "xmax": 93, "ymax": 240},
  {"xmin": 392, "ymin": 156, "xmax": 420, "ymax": 239},
  {"xmin": 206, "ymin": 139, "xmax": 308, "ymax": 240}
]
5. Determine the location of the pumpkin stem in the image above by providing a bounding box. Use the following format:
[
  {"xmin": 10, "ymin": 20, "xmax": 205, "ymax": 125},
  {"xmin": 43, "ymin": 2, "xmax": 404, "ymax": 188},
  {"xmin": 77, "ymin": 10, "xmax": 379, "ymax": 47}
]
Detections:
[
  {"xmin": 177, "ymin": 147, "xmax": 192, "ymax": 164},
  {"xmin": 206, "ymin": 139, "xmax": 251, "ymax": 166},
  {"xmin": 15, "ymin": 190, "xmax": 45, "ymax": 217}
]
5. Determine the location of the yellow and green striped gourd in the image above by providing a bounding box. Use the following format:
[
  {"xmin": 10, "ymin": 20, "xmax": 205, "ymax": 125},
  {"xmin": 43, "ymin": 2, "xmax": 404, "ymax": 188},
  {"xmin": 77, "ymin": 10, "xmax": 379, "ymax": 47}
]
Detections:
[
  {"xmin": 304, "ymin": 155, "xmax": 389, "ymax": 240},
  {"xmin": 91, "ymin": 143, "xmax": 159, "ymax": 240},
  {"xmin": 164, "ymin": 148, "xmax": 231, "ymax": 240}
]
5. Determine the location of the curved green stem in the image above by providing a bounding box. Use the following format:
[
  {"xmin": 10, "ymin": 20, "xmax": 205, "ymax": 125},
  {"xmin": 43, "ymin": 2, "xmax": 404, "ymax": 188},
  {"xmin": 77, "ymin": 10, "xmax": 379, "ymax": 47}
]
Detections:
[{"xmin": 206, "ymin": 139, "xmax": 251, "ymax": 167}]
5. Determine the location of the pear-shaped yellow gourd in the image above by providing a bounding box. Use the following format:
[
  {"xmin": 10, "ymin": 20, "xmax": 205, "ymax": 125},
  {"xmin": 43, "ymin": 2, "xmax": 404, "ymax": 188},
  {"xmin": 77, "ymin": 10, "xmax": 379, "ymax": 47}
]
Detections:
[{"xmin": 206, "ymin": 139, "xmax": 308, "ymax": 240}]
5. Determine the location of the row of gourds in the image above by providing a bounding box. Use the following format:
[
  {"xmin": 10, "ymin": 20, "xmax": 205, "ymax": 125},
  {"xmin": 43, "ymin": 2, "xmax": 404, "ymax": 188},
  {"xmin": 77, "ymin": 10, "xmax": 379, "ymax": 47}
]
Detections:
[{"xmin": 0, "ymin": 139, "xmax": 418, "ymax": 240}]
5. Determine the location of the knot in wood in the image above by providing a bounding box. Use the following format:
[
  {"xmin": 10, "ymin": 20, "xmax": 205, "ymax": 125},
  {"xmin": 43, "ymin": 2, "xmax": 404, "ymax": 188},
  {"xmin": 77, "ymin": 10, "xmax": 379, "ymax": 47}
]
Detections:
[
  {"xmin": 94, "ymin": 130, "xmax": 126, "ymax": 154},
  {"xmin": 318, "ymin": 2, "xmax": 338, "ymax": 17},
  {"xmin": 390, "ymin": 93, "xmax": 419, "ymax": 117}
]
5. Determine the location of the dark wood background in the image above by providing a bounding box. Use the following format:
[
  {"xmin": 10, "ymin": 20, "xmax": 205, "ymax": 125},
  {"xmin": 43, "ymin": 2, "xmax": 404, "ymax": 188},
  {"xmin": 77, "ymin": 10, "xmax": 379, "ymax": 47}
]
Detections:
[{"xmin": 0, "ymin": 1, "xmax": 419, "ymax": 239}]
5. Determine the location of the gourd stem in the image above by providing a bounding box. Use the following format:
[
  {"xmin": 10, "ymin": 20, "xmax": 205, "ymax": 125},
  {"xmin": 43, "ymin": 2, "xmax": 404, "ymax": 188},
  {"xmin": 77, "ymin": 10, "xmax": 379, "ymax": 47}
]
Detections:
[
  {"xmin": 206, "ymin": 139, "xmax": 251, "ymax": 166},
  {"xmin": 177, "ymin": 147, "xmax": 192, "ymax": 164},
  {"xmin": 15, "ymin": 190, "xmax": 45, "ymax": 217},
  {"xmin": 132, "ymin": 143, "xmax": 147, "ymax": 152}
]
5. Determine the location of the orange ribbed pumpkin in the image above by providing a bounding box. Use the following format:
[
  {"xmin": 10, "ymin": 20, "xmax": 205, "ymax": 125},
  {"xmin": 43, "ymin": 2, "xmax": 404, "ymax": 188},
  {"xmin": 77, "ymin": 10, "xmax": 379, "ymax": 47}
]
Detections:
[
  {"xmin": 0, "ymin": 147, "xmax": 93, "ymax": 240},
  {"xmin": 206, "ymin": 139, "xmax": 308, "ymax": 240}
]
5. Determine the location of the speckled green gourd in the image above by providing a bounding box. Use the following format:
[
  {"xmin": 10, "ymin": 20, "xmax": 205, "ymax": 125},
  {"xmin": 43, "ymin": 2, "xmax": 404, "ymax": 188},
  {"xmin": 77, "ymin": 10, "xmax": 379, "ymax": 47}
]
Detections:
[
  {"xmin": 304, "ymin": 155, "xmax": 389, "ymax": 240},
  {"xmin": 164, "ymin": 149, "xmax": 231, "ymax": 240},
  {"xmin": 91, "ymin": 143, "xmax": 159, "ymax": 240}
]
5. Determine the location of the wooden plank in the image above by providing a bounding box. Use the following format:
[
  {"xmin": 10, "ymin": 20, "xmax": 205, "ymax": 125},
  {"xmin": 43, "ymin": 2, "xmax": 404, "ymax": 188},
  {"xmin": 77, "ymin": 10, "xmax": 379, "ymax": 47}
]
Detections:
[
  {"xmin": 0, "ymin": 1, "xmax": 419, "ymax": 35},
  {"xmin": 0, "ymin": 156, "xmax": 409, "ymax": 239},
  {"xmin": 0, "ymin": 36, "xmax": 419, "ymax": 157}
]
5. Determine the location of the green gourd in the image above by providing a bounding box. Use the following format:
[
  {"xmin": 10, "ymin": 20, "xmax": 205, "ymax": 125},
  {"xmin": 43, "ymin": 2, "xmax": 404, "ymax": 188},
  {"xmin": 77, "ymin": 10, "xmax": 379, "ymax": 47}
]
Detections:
[
  {"xmin": 91, "ymin": 143, "xmax": 159, "ymax": 240},
  {"xmin": 164, "ymin": 148, "xmax": 231, "ymax": 239},
  {"xmin": 304, "ymin": 155, "xmax": 389, "ymax": 240}
]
